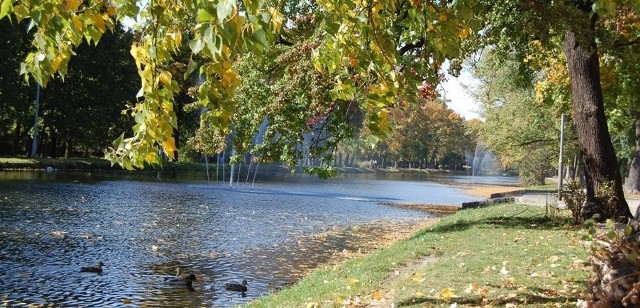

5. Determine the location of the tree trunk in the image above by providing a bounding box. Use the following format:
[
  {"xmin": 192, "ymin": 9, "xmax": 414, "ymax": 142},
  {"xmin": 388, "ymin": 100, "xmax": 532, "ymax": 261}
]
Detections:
[
  {"xmin": 625, "ymin": 110, "xmax": 640, "ymax": 194},
  {"xmin": 64, "ymin": 139, "xmax": 70, "ymax": 159},
  {"xmin": 562, "ymin": 12, "xmax": 632, "ymax": 221},
  {"xmin": 13, "ymin": 121, "xmax": 22, "ymax": 155}
]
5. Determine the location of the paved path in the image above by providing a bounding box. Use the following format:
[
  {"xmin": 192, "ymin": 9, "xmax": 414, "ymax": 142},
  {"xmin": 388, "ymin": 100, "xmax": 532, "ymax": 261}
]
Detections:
[{"xmin": 514, "ymin": 191, "xmax": 640, "ymax": 218}]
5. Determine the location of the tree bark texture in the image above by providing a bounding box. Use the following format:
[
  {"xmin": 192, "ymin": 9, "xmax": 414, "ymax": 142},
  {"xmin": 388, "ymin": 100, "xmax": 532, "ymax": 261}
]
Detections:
[
  {"xmin": 625, "ymin": 110, "xmax": 640, "ymax": 194},
  {"xmin": 562, "ymin": 16, "xmax": 632, "ymax": 220}
]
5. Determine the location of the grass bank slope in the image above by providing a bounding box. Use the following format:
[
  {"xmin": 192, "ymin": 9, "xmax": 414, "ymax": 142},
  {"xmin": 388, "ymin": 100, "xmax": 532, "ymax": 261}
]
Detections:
[{"xmin": 248, "ymin": 204, "xmax": 590, "ymax": 307}]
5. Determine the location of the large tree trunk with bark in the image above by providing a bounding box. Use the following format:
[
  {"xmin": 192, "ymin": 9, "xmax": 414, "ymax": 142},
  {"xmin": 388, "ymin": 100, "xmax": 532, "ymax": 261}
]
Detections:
[
  {"xmin": 562, "ymin": 10, "xmax": 632, "ymax": 222},
  {"xmin": 625, "ymin": 110, "xmax": 640, "ymax": 195}
]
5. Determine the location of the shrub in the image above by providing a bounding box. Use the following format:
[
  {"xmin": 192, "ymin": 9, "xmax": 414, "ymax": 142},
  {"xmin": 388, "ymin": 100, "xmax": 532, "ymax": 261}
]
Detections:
[{"xmin": 562, "ymin": 180, "xmax": 586, "ymax": 224}]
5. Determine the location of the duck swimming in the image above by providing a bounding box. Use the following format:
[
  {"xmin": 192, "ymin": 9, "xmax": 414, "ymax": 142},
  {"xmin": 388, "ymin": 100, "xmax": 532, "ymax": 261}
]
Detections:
[
  {"xmin": 224, "ymin": 279, "xmax": 248, "ymax": 293},
  {"xmin": 80, "ymin": 262, "xmax": 104, "ymax": 273},
  {"xmin": 175, "ymin": 267, "xmax": 191, "ymax": 279},
  {"xmin": 164, "ymin": 273, "xmax": 197, "ymax": 292}
]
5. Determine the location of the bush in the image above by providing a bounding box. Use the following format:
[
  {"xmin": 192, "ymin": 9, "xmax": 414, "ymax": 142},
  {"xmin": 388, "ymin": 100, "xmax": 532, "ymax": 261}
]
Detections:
[{"xmin": 563, "ymin": 180, "xmax": 586, "ymax": 224}]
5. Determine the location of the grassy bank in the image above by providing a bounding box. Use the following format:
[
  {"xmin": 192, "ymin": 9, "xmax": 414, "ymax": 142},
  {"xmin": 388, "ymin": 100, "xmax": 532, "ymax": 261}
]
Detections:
[
  {"xmin": 0, "ymin": 157, "xmax": 468, "ymax": 177},
  {"xmin": 0, "ymin": 157, "xmax": 115, "ymax": 170},
  {"xmin": 248, "ymin": 203, "xmax": 590, "ymax": 307},
  {"xmin": 0, "ymin": 157, "xmax": 285, "ymax": 173}
]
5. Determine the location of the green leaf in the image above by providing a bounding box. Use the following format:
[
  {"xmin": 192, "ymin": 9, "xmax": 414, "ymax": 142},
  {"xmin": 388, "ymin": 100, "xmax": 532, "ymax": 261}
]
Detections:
[
  {"xmin": 217, "ymin": 0, "xmax": 234, "ymax": 23},
  {"xmin": 626, "ymin": 253, "xmax": 638, "ymax": 264},
  {"xmin": 189, "ymin": 38, "xmax": 204, "ymax": 53},
  {"xmin": 0, "ymin": 0, "xmax": 12, "ymax": 20},
  {"xmin": 12, "ymin": 4, "xmax": 28, "ymax": 21},
  {"xmin": 242, "ymin": 0, "xmax": 262, "ymax": 14},
  {"xmin": 606, "ymin": 219, "xmax": 615, "ymax": 229},
  {"xmin": 184, "ymin": 58, "xmax": 199, "ymax": 79},
  {"xmin": 253, "ymin": 28, "xmax": 268, "ymax": 47},
  {"xmin": 197, "ymin": 8, "xmax": 215, "ymax": 22}
]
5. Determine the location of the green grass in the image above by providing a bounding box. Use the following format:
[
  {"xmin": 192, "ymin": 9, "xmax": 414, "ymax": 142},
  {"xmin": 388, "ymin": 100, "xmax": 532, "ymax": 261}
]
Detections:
[
  {"xmin": 248, "ymin": 204, "xmax": 591, "ymax": 307},
  {"xmin": 0, "ymin": 157, "xmax": 113, "ymax": 170}
]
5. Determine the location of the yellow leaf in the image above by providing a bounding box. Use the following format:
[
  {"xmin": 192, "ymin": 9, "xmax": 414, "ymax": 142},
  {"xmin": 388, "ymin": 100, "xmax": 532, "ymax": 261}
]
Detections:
[
  {"xmin": 440, "ymin": 288, "xmax": 454, "ymax": 301},
  {"xmin": 51, "ymin": 56, "xmax": 63, "ymax": 71},
  {"xmin": 159, "ymin": 71, "xmax": 172, "ymax": 86},
  {"xmin": 412, "ymin": 272, "xmax": 425, "ymax": 283},
  {"xmin": 268, "ymin": 7, "xmax": 283, "ymax": 31},
  {"xmin": 72, "ymin": 15, "xmax": 83, "ymax": 31},
  {"xmin": 90, "ymin": 13, "xmax": 106, "ymax": 32},
  {"xmin": 65, "ymin": 0, "xmax": 81, "ymax": 11},
  {"xmin": 145, "ymin": 151, "xmax": 158, "ymax": 162},
  {"xmin": 107, "ymin": 5, "xmax": 116, "ymax": 16},
  {"xmin": 162, "ymin": 137, "xmax": 176, "ymax": 158},
  {"xmin": 161, "ymin": 101, "xmax": 173, "ymax": 112},
  {"xmin": 221, "ymin": 68, "xmax": 239, "ymax": 89},
  {"xmin": 173, "ymin": 31, "xmax": 182, "ymax": 48}
]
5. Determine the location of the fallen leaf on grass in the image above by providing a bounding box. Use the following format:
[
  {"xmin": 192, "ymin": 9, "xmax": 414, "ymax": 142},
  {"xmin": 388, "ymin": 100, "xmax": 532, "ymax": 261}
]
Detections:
[
  {"xmin": 371, "ymin": 290, "xmax": 384, "ymax": 301},
  {"xmin": 440, "ymin": 288, "xmax": 455, "ymax": 301}
]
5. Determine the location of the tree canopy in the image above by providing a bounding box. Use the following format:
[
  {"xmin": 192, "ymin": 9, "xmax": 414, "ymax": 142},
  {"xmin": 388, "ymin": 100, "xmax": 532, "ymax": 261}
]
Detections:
[{"xmin": 2, "ymin": 0, "xmax": 640, "ymax": 220}]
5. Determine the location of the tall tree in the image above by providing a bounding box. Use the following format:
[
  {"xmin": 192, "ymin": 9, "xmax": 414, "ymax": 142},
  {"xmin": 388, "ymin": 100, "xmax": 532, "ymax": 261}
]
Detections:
[
  {"xmin": 472, "ymin": 50, "xmax": 561, "ymax": 185},
  {"xmin": 0, "ymin": 19, "xmax": 33, "ymax": 155},
  {"xmin": 315, "ymin": 0, "xmax": 638, "ymax": 220},
  {"xmin": 41, "ymin": 25, "xmax": 138, "ymax": 157}
]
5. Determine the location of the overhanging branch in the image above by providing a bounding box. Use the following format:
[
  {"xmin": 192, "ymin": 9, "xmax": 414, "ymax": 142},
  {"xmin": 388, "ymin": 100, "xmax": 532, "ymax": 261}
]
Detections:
[
  {"xmin": 512, "ymin": 138, "xmax": 556, "ymax": 147},
  {"xmin": 399, "ymin": 40, "xmax": 425, "ymax": 55}
]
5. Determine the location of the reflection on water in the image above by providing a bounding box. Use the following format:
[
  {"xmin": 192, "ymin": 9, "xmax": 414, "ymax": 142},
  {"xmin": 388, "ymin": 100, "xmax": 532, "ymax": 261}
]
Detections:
[{"xmin": 0, "ymin": 171, "xmax": 479, "ymax": 307}]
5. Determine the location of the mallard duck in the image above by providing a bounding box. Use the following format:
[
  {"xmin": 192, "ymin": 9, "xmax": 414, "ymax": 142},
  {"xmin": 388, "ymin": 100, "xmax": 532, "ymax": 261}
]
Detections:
[
  {"xmin": 164, "ymin": 273, "xmax": 197, "ymax": 292},
  {"xmin": 175, "ymin": 267, "xmax": 191, "ymax": 279},
  {"xmin": 224, "ymin": 279, "xmax": 248, "ymax": 293},
  {"xmin": 80, "ymin": 262, "xmax": 104, "ymax": 273}
]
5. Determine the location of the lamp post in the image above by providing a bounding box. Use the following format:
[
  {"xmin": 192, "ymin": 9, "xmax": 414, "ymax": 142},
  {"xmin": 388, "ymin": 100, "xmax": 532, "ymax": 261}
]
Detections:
[{"xmin": 557, "ymin": 113, "xmax": 565, "ymax": 200}]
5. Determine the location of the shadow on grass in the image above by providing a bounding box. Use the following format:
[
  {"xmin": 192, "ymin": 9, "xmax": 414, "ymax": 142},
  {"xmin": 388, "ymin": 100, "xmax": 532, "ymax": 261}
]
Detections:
[
  {"xmin": 397, "ymin": 288, "xmax": 582, "ymax": 307},
  {"xmin": 410, "ymin": 209, "xmax": 575, "ymax": 239}
]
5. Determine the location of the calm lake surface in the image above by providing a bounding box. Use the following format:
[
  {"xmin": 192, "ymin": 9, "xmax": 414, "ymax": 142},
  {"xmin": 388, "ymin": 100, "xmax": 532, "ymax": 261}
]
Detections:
[{"xmin": 0, "ymin": 171, "xmax": 510, "ymax": 307}]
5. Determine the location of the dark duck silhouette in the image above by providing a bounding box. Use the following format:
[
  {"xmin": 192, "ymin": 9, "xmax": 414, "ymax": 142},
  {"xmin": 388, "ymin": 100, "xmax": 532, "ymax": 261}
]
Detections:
[
  {"xmin": 224, "ymin": 279, "xmax": 248, "ymax": 293},
  {"xmin": 164, "ymin": 273, "xmax": 197, "ymax": 292},
  {"xmin": 80, "ymin": 262, "xmax": 104, "ymax": 273}
]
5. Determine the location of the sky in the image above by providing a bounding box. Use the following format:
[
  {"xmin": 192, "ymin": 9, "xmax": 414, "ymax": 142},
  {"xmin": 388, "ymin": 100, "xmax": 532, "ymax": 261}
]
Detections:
[{"xmin": 439, "ymin": 70, "xmax": 481, "ymax": 120}]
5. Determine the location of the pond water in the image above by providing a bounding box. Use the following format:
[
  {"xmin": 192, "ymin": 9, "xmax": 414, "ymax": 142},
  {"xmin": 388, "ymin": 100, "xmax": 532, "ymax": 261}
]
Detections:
[{"xmin": 0, "ymin": 171, "xmax": 489, "ymax": 307}]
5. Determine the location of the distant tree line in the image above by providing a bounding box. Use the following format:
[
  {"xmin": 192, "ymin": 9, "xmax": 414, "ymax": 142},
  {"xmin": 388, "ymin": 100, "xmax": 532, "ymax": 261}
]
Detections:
[
  {"xmin": 0, "ymin": 21, "xmax": 202, "ymax": 160},
  {"xmin": 0, "ymin": 20, "xmax": 138, "ymax": 157}
]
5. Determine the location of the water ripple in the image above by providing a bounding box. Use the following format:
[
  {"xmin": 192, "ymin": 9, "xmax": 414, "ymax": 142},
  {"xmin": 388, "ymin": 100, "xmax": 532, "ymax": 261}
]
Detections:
[{"xmin": 0, "ymin": 171, "xmax": 472, "ymax": 307}]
